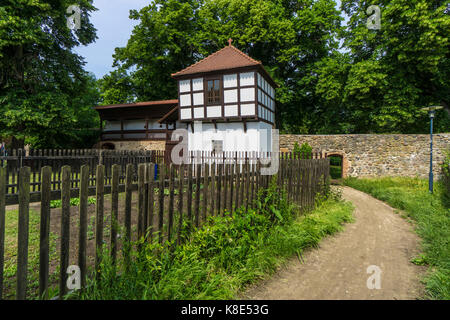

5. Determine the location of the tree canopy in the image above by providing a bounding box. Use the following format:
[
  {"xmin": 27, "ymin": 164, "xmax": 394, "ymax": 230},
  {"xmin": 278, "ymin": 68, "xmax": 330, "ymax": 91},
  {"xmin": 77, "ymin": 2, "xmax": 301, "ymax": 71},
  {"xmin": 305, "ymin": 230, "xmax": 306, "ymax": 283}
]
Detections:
[
  {"xmin": 2, "ymin": 0, "xmax": 449, "ymax": 149},
  {"xmin": 100, "ymin": 0, "xmax": 449, "ymax": 134},
  {"xmin": 0, "ymin": 0, "xmax": 100, "ymax": 148}
]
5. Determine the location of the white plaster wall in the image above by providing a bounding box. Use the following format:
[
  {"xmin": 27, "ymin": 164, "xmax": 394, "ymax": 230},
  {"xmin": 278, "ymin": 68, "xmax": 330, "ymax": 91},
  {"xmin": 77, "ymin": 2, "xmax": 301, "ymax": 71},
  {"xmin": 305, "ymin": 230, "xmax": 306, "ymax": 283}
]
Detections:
[
  {"xmin": 179, "ymin": 80, "xmax": 191, "ymax": 93},
  {"xmin": 123, "ymin": 120, "xmax": 146, "ymax": 130},
  {"xmin": 224, "ymin": 105, "xmax": 238, "ymax": 117},
  {"xmin": 240, "ymin": 72, "xmax": 255, "ymax": 86},
  {"xmin": 193, "ymin": 107, "xmax": 204, "ymax": 119},
  {"xmin": 224, "ymin": 89, "xmax": 238, "ymax": 103},
  {"xmin": 240, "ymin": 88, "xmax": 255, "ymax": 102},
  {"xmin": 187, "ymin": 121, "xmax": 273, "ymax": 153},
  {"xmin": 104, "ymin": 121, "xmax": 121, "ymax": 131},
  {"xmin": 180, "ymin": 108, "xmax": 191, "ymax": 120},
  {"xmin": 207, "ymin": 106, "xmax": 221, "ymax": 118},
  {"xmin": 180, "ymin": 94, "xmax": 191, "ymax": 107},
  {"xmin": 192, "ymin": 78, "xmax": 203, "ymax": 91},
  {"xmin": 193, "ymin": 92, "xmax": 203, "ymax": 105},
  {"xmin": 224, "ymin": 74, "xmax": 237, "ymax": 88}
]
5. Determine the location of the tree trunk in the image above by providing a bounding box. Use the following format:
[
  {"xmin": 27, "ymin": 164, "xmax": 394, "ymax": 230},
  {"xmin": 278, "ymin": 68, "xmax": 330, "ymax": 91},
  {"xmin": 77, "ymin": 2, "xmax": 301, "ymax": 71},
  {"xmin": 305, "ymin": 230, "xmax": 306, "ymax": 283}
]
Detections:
[{"xmin": 11, "ymin": 136, "xmax": 24, "ymax": 149}]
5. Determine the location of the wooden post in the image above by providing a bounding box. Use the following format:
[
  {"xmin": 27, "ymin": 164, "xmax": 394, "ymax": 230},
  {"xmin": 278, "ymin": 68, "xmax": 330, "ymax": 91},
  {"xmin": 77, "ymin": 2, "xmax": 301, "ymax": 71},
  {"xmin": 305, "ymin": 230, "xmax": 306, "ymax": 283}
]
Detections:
[
  {"xmin": 202, "ymin": 164, "xmax": 209, "ymax": 221},
  {"xmin": 124, "ymin": 164, "xmax": 133, "ymax": 243},
  {"xmin": 177, "ymin": 164, "xmax": 185, "ymax": 244},
  {"xmin": 95, "ymin": 164, "xmax": 105, "ymax": 280},
  {"xmin": 168, "ymin": 165, "xmax": 175, "ymax": 241},
  {"xmin": 210, "ymin": 163, "xmax": 216, "ymax": 216},
  {"xmin": 147, "ymin": 163, "xmax": 155, "ymax": 241},
  {"xmin": 187, "ymin": 163, "xmax": 193, "ymax": 222},
  {"xmin": 39, "ymin": 166, "xmax": 51, "ymax": 299},
  {"xmin": 158, "ymin": 164, "xmax": 165, "ymax": 243},
  {"xmin": 111, "ymin": 164, "xmax": 119, "ymax": 264},
  {"xmin": 0, "ymin": 167, "xmax": 6, "ymax": 300},
  {"xmin": 229, "ymin": 162, "xmax": 235, "ymax": 213},
  {"xmin": 16, "ymin": 166, "xmax": 30, "ymax": 300},
  {"xmin": 59, "ymin": 165, "xmax": 71, "ymax": 298},
  {"xmin": 137, "ymin": 164, "xmax": 146, "ymax": 240},
  {"xmin": 194, "ymin": 163, "xmax": 201, "ymax": 227},
  {"xmin": 78, "ymin": 165, "xmax": 89, "ymax": 290},
  {"xmin": 217, "ymin": 163, "xmax": 222, "ymax": 216}
]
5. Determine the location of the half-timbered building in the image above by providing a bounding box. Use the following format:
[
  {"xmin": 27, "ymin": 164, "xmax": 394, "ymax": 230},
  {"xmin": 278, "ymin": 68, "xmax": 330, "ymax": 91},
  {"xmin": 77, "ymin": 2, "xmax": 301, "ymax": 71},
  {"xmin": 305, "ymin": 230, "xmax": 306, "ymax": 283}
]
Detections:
[{"xmin": 95, "ymin": 40, "xmax": 277, "ymax": 154}]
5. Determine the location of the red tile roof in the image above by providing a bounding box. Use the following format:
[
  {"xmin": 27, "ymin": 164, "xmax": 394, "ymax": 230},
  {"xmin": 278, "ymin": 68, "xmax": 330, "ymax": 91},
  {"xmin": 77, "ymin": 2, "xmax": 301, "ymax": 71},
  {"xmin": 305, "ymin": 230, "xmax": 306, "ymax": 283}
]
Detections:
[
  {"xmin": 94, "ymin": 99, "xmax": 178, "ymax": 110},
  {"xmin": 171, "ymin": 44, "xmax": 262, "ymax": 77}
]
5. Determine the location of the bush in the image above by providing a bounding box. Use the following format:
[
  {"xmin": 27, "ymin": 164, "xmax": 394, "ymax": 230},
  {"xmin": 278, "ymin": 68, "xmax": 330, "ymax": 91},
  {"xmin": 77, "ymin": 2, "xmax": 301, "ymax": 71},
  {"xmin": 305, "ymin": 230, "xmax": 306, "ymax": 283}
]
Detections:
[{"xmin": 293, "ymin": 142, "xmax": 313, "ymax": 158}]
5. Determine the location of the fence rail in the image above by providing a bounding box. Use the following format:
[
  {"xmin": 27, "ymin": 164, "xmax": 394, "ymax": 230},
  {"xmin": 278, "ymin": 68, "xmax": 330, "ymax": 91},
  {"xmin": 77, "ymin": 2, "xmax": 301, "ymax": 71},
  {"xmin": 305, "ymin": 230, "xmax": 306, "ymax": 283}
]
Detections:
[{"xmin": 0, "ymin": 152, "xmax": 329, "ymax": 300}]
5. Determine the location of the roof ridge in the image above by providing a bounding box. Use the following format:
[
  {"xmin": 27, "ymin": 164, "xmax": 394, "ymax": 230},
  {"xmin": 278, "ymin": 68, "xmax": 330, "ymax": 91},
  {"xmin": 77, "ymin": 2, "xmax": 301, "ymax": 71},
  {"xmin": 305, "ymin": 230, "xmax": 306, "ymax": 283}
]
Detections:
[
  {"xmin": 171, "ymin": 44, "xmax": 261, "ymax": 77},
  {"xmin": 171, "ymin": 46, "xmax": 229, "ymax": 77}
]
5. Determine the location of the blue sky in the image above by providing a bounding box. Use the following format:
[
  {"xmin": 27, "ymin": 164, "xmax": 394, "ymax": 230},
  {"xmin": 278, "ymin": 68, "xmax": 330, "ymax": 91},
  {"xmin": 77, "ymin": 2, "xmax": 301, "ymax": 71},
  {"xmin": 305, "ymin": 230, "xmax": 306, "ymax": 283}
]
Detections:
[
  {"xmin": 74, "ymin": 0, "xmax": 150, "ymax": 79},
  {"xmin": 75, "ymin": 0, "xmax": 346, "ymax": 80}
]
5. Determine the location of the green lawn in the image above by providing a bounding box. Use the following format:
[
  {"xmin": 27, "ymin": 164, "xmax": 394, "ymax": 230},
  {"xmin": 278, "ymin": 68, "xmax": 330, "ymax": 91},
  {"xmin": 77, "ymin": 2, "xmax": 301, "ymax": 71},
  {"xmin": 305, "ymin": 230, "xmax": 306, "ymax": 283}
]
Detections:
[
  {"xmin": 2, "ymin": 209, "xmax": 59, "ymax": 299},
  {"xmin": 344, "ymin": 177, "xmax": 450, "ymax": 300}
]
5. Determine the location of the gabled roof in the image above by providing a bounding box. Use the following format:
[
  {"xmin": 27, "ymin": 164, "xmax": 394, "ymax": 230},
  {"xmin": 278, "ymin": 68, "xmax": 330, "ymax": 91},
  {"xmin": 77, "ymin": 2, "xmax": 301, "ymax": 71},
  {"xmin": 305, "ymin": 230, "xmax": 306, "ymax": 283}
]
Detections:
[{"xmin": 172, "ymin": 43, "xmax": 262, "ymax": 77}]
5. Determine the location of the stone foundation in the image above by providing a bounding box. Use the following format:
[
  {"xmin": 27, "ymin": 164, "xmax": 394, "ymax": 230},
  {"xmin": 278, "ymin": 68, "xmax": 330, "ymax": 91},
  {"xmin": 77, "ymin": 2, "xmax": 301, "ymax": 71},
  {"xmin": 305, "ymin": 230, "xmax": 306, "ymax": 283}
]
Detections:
[{"xmin": 279, "ymin": 134, "xmax": 450, "ymax": 179}]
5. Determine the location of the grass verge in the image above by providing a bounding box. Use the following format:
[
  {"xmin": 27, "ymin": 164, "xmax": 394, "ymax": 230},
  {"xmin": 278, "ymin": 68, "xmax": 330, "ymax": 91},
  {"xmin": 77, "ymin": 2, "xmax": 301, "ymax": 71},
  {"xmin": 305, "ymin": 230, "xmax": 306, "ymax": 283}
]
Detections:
[
  {"xmin": 73, "ymin": 183, "xmax": 354, "ymax": 300},
  {"xmin": 344, "ymin": 177, "xmax": 450, "ymax": 300}
]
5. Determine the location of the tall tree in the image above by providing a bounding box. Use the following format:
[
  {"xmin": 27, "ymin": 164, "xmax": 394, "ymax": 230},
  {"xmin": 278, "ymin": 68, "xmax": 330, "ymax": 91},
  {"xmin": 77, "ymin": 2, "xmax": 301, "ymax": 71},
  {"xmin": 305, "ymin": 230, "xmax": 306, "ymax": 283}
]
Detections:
[
  {"xmin": 0, "ymin": 0, "xmax": 98, "ymax": 148},
  {"xmin": 316, "ymin": 0, "xmax": 450, "ymax": 133},
  {"xmin": 100, "ymin": 0, "xmax": 343, "ymax": 134}
]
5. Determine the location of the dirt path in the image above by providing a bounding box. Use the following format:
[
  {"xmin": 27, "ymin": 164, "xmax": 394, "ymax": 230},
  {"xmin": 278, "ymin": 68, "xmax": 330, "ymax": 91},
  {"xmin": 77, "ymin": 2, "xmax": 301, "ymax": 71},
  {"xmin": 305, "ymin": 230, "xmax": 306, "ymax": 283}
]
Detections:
[{"xmin": 243, "ymin": 187, "xmax": 426, "ymax": 300}]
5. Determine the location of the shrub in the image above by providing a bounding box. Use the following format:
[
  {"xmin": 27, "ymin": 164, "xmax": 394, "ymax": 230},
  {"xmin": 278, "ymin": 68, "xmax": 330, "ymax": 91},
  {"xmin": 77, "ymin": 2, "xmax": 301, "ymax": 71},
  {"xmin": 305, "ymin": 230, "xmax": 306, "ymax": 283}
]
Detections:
[{"xmin": 293, "ymin": 142, "xmax": 313, "ymax": 159}]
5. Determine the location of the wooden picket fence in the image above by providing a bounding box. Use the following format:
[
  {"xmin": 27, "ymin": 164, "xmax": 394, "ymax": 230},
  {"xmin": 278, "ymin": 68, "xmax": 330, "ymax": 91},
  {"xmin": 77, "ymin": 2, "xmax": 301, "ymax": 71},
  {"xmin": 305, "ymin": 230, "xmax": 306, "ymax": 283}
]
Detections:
[
  {"xmin": 0, "ymin": 149, "xmax": 165, "ymax": 200},
  {"xmin": 0, "ymin": 153, "xmax": 329, "ymax": 300},
  {"xmin": 1, "ymin": 149, "xmax": 326, "ymax": 205}
]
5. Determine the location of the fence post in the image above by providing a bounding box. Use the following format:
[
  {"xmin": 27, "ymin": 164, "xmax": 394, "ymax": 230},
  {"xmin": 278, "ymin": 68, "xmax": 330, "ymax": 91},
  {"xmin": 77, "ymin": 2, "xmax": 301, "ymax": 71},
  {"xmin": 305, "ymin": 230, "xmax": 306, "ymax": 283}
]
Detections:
[
  {"xmin": 147, "ymin": 163, "xmax": 155, "ymax": 242},
  {"xmin": 168, "ymin": 164, "xmax": 175, "ymax": 241},
  {"xmin": 59, "ymin": 165, "xmax": 71, "ymax": 298},
  {"xmin": 177, "ymin": 164, "xmax": 185, "ymax": 245},
  {"xmin": 0, "ymin": 167, "xmax": 6, "ymax": 300},
  {"xmin": 137, "ymin": 164, "xmax": 146, "ymax": 240},
  {"xmin": 158, "ymin": 164, "xmax": 165, "ymax": 244},
  {"xmin": 111, "ymin": 164, "xmax": 120, "ymax": 264},
  {"xmin": 16, "ymin": 166, "xmax": 30, "ymax": 300},
  {"xmin": 95, "ymin": 164, "xmax": 105, "ymax": 281},
  {"xmin": 39, "ymin": 166, "xmax": 51, "ymax": 299},
  {"xmin": 78, "ymin": 165, "xmax": 89, "ymax": 290}
]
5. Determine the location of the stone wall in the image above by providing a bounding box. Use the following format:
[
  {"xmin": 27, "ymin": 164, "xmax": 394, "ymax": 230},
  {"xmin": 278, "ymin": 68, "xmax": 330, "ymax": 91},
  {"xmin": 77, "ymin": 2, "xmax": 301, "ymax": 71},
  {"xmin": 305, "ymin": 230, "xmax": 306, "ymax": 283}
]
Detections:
[
  {"xmin": 280, "ymin": 134, "xmax": 450, "ymax": 178},
  {"xmin": 99, "ymin": 140, "xmax": 166, "ymax": 151}
]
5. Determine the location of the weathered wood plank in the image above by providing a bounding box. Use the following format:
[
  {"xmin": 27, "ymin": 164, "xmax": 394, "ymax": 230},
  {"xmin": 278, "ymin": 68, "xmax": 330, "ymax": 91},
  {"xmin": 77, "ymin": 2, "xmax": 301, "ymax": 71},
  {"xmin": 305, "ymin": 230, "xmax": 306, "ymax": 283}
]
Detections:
[
  {"xmin": 168, "ymin": 165, "xmax": 175, "ymax": 241},
  {"xmin": 38, "ymin": 166, "xmax": 51, "ymax": 299},
  {"xmin": 16, "ymin": 166, "xmax": 30, "ymax": 300},
  {"xmin": 158, "ymin": 164, "xmax": 165, "ymax": 243},
  {"xmin": 95, "ymin": 164, "xmax": 105, "ymax": 280},
  {"xmin": 78, "ymin": 165, "xmax": 89, "ymax": 290},
  {"xmin": 59, "ymin": 165, "xmax": 71, "ymax": 298},
  {"xmin": 110, "ymin": 164, "xmax": 119, "ymax": 264},
  {"xmin": 0, "ymin": 167, "xmax": 6, "ymax": 300}
]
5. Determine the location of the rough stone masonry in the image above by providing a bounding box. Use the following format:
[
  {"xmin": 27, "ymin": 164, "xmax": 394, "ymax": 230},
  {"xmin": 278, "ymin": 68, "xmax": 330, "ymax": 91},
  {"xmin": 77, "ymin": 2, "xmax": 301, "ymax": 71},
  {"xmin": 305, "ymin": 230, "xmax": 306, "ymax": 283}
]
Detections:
[{"xmin": 279, "ymin": 134, "xmax": 450, "ymax": 179}]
